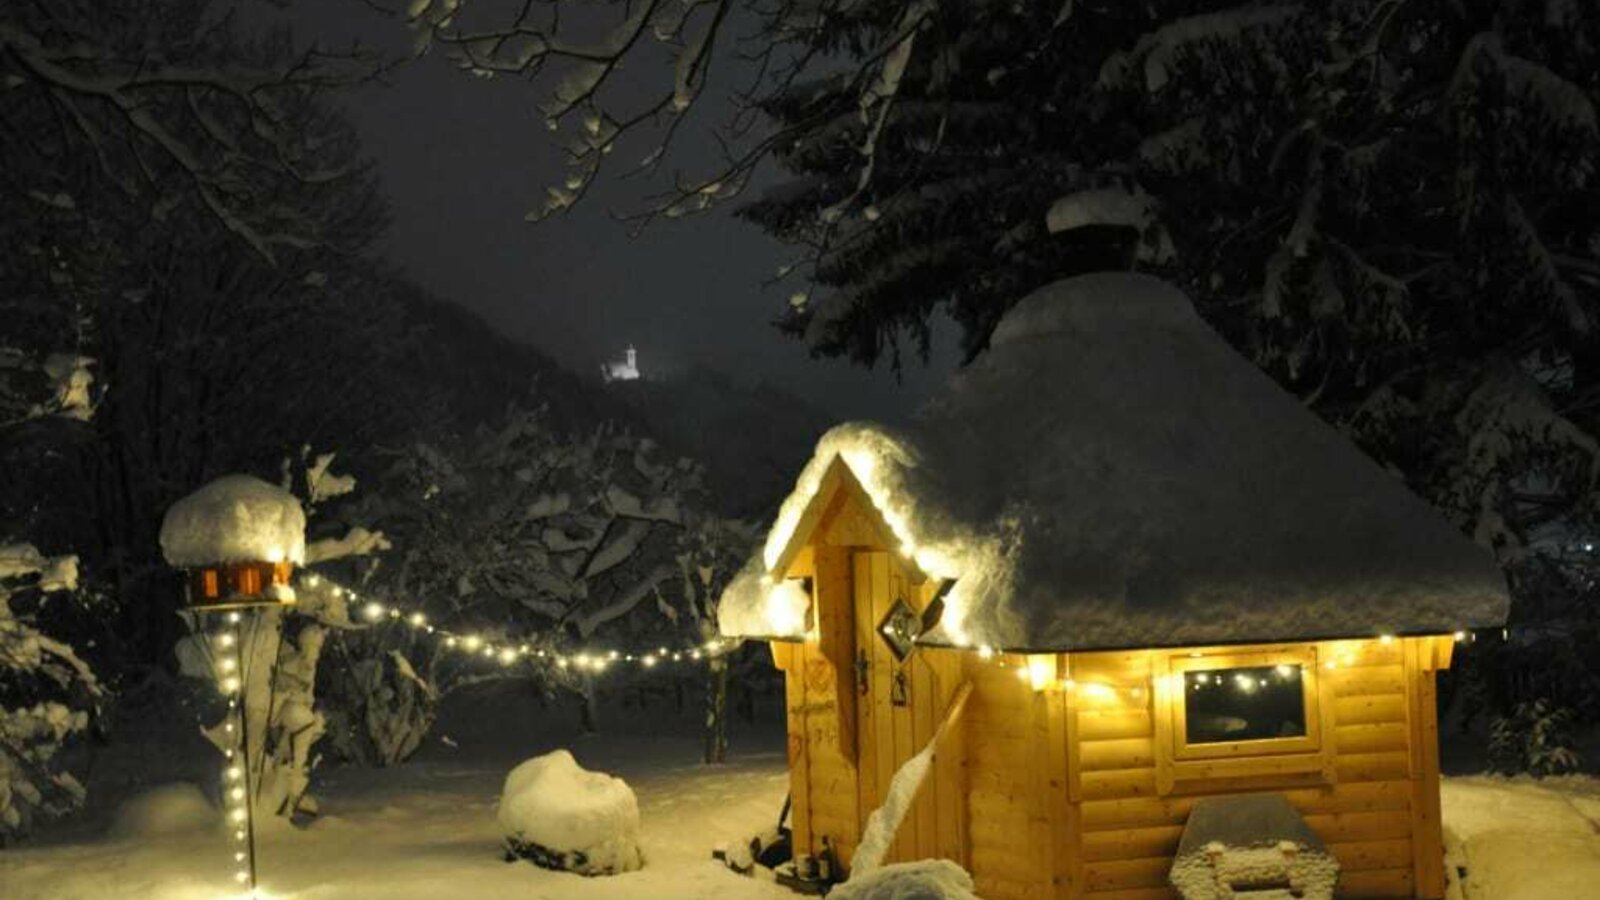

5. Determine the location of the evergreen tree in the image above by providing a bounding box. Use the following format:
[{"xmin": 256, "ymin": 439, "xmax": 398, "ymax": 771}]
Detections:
[{"xmin": 744, "ymin": 0, "xmax": 1600, "ymax": 721}]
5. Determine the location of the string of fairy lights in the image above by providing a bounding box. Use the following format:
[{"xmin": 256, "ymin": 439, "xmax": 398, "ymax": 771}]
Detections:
[
  {"xmin": 300, "ymin": 572, "xmax": 740, "ymax": 670},
  {"xmin": 202, "ymin": 611, "xmax": 260, "ymax": 897}
]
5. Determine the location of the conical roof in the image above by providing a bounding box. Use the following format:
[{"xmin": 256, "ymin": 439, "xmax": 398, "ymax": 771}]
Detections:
[{"xmin": 721, "ymin": 273, "xmax": 1508, "ymax": 651}]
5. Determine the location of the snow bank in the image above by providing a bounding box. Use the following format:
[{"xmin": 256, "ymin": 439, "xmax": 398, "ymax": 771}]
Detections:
[
  {"xmin": 106, "ymin": 783, "xmax": 217, "ymax": 839},
  {"xmin": 722, "ymin": 273, "xmax": 1509, "ymax": 651},
  {"xmin": 159, "ymin": 474, "xmax": 305, "ymax": 568},
  {"xmin": 830, "ymin": 859, "xmax": 982, "ymax": 900},
  {"xmin": 497, "ymin": 749, "xmax": 643, "ymax": 875},
  {"xmin": 1443, "ymin": 774, "xmax": 1600, "ymax": 900}
]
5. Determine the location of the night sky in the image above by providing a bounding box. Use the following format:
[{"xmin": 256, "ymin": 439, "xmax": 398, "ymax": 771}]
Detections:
[{"xmin": 255, "ymin": 1, "xmax": 957, "ymax": 422}]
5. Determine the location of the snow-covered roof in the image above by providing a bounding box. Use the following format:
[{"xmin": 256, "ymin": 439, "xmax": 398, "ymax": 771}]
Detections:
[
  {"xmin": 159, "ymin": 474, "xmax": 306, "ymax": 568},
  {"xmin": 720, "ymin": 273, "xmax": 1510, "ymax": 652}
]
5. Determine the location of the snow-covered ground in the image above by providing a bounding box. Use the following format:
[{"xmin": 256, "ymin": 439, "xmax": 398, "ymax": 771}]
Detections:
[
  {"xmin": 1, "ymin": 683, "xmax": 794, "ymax": 900},
  {"xmin": 1443, "ymin": 774, "xmax": 1600, "ymax": 900},
  {"xmin": 3, "ymin": 681, "xmax": 1598, "ymax": 900},
  {"xmin": 1, "ymin": 734, "xmax": 794, "ymax": 900}
]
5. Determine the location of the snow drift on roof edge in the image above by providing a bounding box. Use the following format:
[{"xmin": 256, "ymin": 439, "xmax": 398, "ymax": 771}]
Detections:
[
  {"xmin": 160, "ymin": 474, "xmax": 306, "ymax": 568},
  {"xmin": 721, "ymin": 273, "xmax": 1509, "ymax": 651}
]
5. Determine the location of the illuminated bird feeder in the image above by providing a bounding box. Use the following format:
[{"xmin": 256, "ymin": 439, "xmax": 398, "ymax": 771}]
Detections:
[
  {"xmin": 160, "ymin": 473, "xmax": 306, "ymax": 899},
  {"xmin": 160, "ymin": 474, "xmax": 305, "ymax": 610}
]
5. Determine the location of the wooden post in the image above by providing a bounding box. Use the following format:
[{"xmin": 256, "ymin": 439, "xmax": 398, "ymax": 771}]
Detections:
[{"xmin": 1408, "ymin": 639, "xmax": 1447, "ymax": 899}]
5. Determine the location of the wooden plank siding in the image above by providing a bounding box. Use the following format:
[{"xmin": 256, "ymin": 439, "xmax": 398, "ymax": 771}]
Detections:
[{"xmin": 1065, "ymin": 638, "xmax": 1440, "ymax": 900}]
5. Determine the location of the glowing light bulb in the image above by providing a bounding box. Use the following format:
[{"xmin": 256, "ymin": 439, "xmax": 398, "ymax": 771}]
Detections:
[
  {"xmin": 227, "ymin": 612, "xmax": 242, "ymax": 624},
  {"xmin": 1379, "ymin": 633, "xmax": 1394, "ymax": 644},
  {"xmin": 363, "ymin": 601, "xmax": 385, "ymax": 621},
  {"xmin": 642, "ymin": 655, "xmax": 657, "ymax": 668},
  {"xmin": 498, "ymin": 648, "xmax": 516, "ymax": 665},
  {"xmin": 463, "ymin": 635, "xmax": 482, "ymax": 651},
  {"xmin": 446, "ymin": 636, "xmax": 458, "ymax": 648},
  {"xmin": 231, "ymin": 787, "xmax": 245, "ymax": 801},
  {"xmin": 237, "ymin": 871, "xmax": 250, "ymax": 883},
  {"xmin": 219, "ymin": 633, "xmax": 236, "ymax": 648},
  {"xmin": 231, "ymin": 809, "xmax": 247, "ymax": 823},
  {"xmin": 220, "ymin": 657, "xmax": 237, "ymax": 673},
  {"xmin": 1453, "ymin": 631, "xmax": 1467, "ymax": 642},
  {"xmin": 223, "ymin": 677, "xmax": 241, "ymax": 692}
]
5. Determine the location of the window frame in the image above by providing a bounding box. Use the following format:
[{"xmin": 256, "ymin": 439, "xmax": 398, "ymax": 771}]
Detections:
[{"xmin": 1166, "ymin": 646, "xmax": 1324, "ymax": 762}]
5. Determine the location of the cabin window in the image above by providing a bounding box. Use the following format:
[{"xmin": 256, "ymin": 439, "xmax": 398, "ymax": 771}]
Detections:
[
  {"xmin": 1183, "ymin": 664, "xmax": 1307, "ymax": 744},
  {"xmin": 1166, "ymin": 647, "xmax": 1322, "ymax": 763}
]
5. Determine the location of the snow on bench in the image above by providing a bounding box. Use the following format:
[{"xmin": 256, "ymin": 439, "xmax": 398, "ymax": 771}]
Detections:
[{"xmin": 1169, "ymin": 794, "xmax": 1339, "ymax": 900}]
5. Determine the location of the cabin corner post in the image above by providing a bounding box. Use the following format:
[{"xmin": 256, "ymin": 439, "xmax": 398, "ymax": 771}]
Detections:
[
  {"xmin": 1041, "ymin": 655, "xmax": 1077, "ymax": 900},
  {"xmin": 775, "ymin": 640, "xmax": 814, "ymax": 861},
  {"xmin": 1406, "ymin": 637, "xmax": 1448, "ymax": 899}
]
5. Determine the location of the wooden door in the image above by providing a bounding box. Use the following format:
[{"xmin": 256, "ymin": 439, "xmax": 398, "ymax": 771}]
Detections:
[{"xmin": 850, "ymin": 550, "xmax": 966, "ymax": 870}]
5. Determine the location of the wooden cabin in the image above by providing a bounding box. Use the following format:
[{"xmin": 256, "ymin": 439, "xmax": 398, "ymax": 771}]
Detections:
[{"xmin": 718, "ymin": 274, "xmax": 1509, "ymax": 899}]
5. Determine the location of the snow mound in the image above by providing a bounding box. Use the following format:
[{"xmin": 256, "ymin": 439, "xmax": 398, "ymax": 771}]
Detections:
[
  {"xmin": 497, "ymin": 749, "xmax": 642, "ymax": 875},
  {"xmin": 107, "ymin": 783, "xmax": 217, "ymax": 839},
  {"xmin": 159, "ymin": 474, "xmax": 305, "ymax": 567},
  {"xmin": 830, "ymin": 859, "xmax": 982, "ymax": 900}
]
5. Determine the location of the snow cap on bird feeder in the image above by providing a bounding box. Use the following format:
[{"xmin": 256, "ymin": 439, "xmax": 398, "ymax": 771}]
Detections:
[{"xmin": 159, "ymin": 474, "xmax": 305, "ymax": 609}]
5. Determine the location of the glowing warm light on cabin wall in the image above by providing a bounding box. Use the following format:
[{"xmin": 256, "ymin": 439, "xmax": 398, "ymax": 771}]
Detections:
[
  {"xmin": 1077, "ymin": 682, "xmax": 1116, "ymax": 703},
  {"xmin": 1026, "ymin": 655, "xmax": 1056, "ymax": 691}
]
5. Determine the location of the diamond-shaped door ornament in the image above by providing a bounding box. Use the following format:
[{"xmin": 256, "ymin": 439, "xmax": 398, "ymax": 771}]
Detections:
[{"xmin": 877, "ymin": 597, "xmax": 920, "ymax": 661}]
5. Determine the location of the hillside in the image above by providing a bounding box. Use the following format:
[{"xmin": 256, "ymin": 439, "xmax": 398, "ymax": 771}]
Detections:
[{"xmin": 602, "ymin": 367, "xmax": 834, "ymax": 520}]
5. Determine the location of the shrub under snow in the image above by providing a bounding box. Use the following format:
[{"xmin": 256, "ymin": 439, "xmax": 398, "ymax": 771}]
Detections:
[
  {"xmin": 0, "ymin": 543, "xmax": 98, "ymax": 840},
  {"xmin": 497, "ymin": 749, "xmax": 642, "ymax": 875}
]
